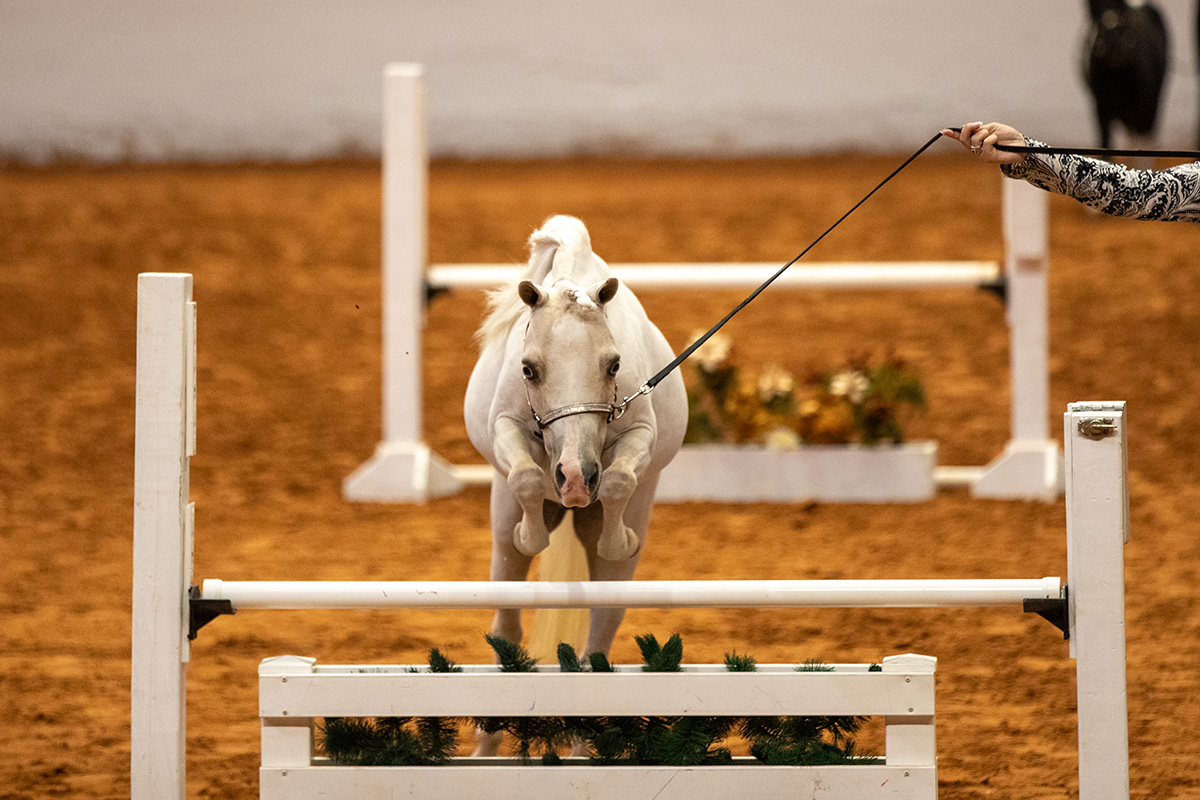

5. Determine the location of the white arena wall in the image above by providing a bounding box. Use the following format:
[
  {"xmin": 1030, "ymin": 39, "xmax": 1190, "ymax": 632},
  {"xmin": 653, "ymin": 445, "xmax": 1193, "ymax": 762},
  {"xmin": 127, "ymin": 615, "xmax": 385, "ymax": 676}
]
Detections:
[{"xmin": 2, "ymin": 0, "xmax": 1198, "ymax": 163}]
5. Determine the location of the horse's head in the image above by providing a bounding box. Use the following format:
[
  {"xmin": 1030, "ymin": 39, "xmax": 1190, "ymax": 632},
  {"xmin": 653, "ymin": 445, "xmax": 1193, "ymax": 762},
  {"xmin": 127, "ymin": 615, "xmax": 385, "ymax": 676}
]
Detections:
[
  {"xmin": 1087, "ymin": 1, "xmax": 1153, "ymax": 70},
  {"xmin": 518, "ymin": 276, "xmax": 621, "ymax": 508}
]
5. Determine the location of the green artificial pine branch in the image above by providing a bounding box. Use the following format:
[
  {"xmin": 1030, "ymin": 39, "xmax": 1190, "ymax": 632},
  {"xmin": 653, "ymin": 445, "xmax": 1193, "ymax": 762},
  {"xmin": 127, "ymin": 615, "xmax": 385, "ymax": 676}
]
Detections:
[
  {"xmin": 636, "ymin": 632, "xmax": 683, "ymax": 672},
  {"xmin": 428, "ymin": 648, "xmax": 463, "ymax": 673},
  {"xmin": 635, "ymin": 633, "xmax": 660, "ymax": 664},
  {"xmin": 738, "ymin": 661, "xmax": 871, "ymax": 767},
  {"xmin": 657, "ymin": 716, "xmax": 736, "ymax": 766},
  {"xmin": 485, "ymin": 633, "xmax": 538, "ymax": 672},
  {"xmin": 557, "ymin": 643, "xmax": 583, "ymax": 672},
  {"xmin": 319, "ymin": 647, "xmax": 464, "ymax": 766},
  {"xmin": 477, "ymin": 635, "xmax": 571, "ymax": 761},
  {"xmin": 474, "ymin": 715, "xmax": 574, "ymax": 763},
  {"xmin": 321, "ymin": 714, "xmax": 457, "ymax": 766},
  {"xmin": 724, "ymin": 651, "xmax": 757, "ymax": 672},
  {"xmin": 588, "ymin": 651, "xmax": 615, "ymax": 672},
  {"xmin": 415, "ymin": 716, "xmax": 459, "ymax": 762}
]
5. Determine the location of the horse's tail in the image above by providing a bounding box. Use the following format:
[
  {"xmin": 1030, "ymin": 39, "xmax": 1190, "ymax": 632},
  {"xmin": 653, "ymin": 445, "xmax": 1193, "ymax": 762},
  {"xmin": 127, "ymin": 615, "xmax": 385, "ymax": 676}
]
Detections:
[
  {"xmin": 527, "ymin": 215, "xmax": 593, "ymax": 283},
  {"xmin": 526, "ymin": 512, "xmax": 590, "ymax": 662}
]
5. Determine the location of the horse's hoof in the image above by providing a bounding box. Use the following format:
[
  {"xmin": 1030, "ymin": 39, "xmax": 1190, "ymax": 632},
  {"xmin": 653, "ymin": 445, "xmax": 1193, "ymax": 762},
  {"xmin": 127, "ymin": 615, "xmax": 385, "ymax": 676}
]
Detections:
[
  {"xmin": 513, "ymin": 521, "xmax": 549, "ymax": 556},
  {"xmin": 597, "ymin": 526, "xmax": 640, "ymax": 561}
]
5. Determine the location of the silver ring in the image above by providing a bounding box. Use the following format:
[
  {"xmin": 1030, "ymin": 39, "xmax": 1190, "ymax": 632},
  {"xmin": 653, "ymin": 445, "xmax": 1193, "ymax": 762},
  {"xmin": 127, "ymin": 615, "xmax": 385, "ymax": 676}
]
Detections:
[{"xmin": 970, "ymin": 145, "xmax": 981, "ymax": 155}]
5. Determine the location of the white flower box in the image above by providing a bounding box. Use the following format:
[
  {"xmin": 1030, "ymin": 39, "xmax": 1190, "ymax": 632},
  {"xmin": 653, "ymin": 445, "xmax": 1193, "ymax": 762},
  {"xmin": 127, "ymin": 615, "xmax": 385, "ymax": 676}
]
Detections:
[
  {"xmin": 655, "ymin": 442, "xmax": 938, "ymax": 503},
  {"xmin": 258, "ymin": 654, "xmax": 938, "ymax": 800}
]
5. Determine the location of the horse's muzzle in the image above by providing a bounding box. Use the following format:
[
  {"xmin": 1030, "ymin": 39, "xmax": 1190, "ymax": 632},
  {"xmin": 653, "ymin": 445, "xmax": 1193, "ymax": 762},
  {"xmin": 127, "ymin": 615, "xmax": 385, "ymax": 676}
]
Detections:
[{"xmin": 554, "ymin": 460, "xmax": 600, "ymax": 507}]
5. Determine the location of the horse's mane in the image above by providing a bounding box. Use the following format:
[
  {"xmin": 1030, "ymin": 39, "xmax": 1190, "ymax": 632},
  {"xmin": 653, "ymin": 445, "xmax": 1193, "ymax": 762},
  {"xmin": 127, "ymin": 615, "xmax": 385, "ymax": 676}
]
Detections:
[{"xmin": 475, "ymin": 216, "xmax": 593, "ymax": 350}]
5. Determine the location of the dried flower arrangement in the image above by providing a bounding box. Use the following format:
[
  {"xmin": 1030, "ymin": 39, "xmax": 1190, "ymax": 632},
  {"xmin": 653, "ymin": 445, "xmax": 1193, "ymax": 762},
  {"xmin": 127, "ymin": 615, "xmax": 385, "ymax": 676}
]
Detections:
[{"xmin": 682, "ymin": 332, "xmax": 926, "ymax": 448}]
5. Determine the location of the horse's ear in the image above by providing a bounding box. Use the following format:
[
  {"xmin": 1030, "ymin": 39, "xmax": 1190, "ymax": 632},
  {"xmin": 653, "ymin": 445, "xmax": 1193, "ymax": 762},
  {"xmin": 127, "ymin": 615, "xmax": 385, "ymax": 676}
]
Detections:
[
  {"xmin": 518, "ymin": 280, "xmax": 545, "ymax": 308},
  {"xmin": 592, "ymin": 277, "xmax": 619, "ymax": 306}
]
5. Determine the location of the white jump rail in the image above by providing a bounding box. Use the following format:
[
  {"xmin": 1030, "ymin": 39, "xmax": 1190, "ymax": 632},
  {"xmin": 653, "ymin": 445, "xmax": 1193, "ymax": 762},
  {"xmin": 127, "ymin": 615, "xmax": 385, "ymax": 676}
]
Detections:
[
  {"xmin": 202, "ymin": 577, "xmax": 1062, "ymax": 610},
  {"xmin": 342, "ymin": 63, "xmax": 1062, "ymax": 503},
  {"xmin": 257, "ymin": 653, "xmax": 938, "ymax": 800},
  {"xmin": 427, "ymin": 261, "xmax": 1002, "ymax": 291},
  {"xmin": 132, "ymin": 273, "xmax": 1130, "ymax": 800}
]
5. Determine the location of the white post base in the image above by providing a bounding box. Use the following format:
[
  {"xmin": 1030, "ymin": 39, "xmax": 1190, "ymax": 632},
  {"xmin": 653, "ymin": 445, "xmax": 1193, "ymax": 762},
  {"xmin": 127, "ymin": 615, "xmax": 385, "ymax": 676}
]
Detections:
[
  {"xmin": 342, "ymin": 442, "xmax": 462, "ymax": 502},
  {"xmin": 970, "ymin": 440, "xmax": 1063, "ymax": 501}
]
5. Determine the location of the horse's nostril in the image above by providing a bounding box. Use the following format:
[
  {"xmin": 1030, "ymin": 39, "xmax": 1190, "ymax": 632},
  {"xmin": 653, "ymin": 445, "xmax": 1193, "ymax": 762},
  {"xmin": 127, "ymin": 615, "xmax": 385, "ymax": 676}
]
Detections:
[
  {"xmin": 554, "ymin": 464, "xmax": 567, "ymax": 489},
  {"xmin": 584, "ymin": 462, "xmax": 600, "ymax": 493}
]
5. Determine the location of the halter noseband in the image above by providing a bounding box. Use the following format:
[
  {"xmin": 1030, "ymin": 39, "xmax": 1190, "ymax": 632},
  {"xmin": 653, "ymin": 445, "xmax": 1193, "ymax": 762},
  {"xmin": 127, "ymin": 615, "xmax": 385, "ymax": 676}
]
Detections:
[
  {"xmin": 530, "ymin": 400, "xmax": 620, "ymax": 429},
  {"xmin": 525, "ymin": 377, "xmax": 652, "ymax": 435},
  {"xmin": 525, "ymin": 376, "xmax": 628, "ymax": 431}
]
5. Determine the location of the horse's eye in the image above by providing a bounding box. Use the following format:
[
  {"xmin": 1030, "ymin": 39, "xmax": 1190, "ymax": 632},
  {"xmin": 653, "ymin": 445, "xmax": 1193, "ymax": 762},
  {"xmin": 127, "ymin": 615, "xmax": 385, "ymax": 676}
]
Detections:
[
  {"xmin": 522, "ymin": 362, "xmax": 538, "ymax": 381},
  {"xmin": 608, "ymin": 360, "xmax": 620, "ymax": 377}
]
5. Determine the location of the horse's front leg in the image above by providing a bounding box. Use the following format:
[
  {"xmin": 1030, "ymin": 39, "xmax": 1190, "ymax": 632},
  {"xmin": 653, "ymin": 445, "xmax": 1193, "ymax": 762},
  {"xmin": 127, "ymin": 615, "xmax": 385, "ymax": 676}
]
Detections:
[
  {"xmin": 596, "ymin": 425, "xmax": 655, "ymax": 561},
  {"xmin": 493, "ymin": 417, "xmax": 552, "ymax": 556}
]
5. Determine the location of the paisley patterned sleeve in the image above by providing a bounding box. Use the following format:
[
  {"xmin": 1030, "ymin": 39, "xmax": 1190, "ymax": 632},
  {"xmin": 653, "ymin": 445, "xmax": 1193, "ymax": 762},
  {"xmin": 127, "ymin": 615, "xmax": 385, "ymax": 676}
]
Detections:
[{"xmin": 1001, "ymin": 138, "xmax": 1200, "ymax": 222}]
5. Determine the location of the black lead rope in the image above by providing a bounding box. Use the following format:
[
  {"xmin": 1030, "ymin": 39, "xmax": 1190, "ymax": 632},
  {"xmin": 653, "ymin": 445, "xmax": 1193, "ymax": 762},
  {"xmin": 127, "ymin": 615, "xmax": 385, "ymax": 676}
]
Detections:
[
  {"xmin": 635, "ymin": 129, "xmax": 947, "ymax": 399},
  {"xmin": 995, "ymin": 142, "xmax": 1200, "ymax": 159},
  {"xmin": 956, "ymin": 125, "xmax": 1200, "ymax": 160},
  {"xmin": 611, "ymin": 129, "xmax": 1200, "ymax": 418}
]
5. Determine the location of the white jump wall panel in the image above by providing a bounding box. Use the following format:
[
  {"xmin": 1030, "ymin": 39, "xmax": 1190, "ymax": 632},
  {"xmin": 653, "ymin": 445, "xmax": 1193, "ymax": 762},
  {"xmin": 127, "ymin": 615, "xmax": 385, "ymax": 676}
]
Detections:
[{"xmin": 258, "ymin": 653, "xmax": 938, "ymax": 800}]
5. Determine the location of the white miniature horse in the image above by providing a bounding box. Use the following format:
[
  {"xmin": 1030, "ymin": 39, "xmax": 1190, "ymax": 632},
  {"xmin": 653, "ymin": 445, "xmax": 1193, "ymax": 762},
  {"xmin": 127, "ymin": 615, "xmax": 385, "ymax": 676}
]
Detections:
[{"xmin": 465, "ymin": 215, "xmax": 687, "ymax": 662}]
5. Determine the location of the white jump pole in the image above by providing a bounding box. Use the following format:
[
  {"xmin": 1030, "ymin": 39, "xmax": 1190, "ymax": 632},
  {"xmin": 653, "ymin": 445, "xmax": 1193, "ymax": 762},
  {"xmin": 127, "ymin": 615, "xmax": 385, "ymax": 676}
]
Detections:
[
  {"xmin": 1065, "ymin": 401, "xmax": 1130, "ymax": 799},
  {"xmin": 200, "ymin": 577, "xmax": 1062, "ymax": 611},
  {"xmin": 131, "ymin": 273, "xmax": 195, "ymax": 800},
  {"xmin": 427, "ymin": 261, "xmax": 1002, "ymax": 291},
  {"xmin": 343, "ymin": 63, "xmax": 1062, "ymax": 504}
]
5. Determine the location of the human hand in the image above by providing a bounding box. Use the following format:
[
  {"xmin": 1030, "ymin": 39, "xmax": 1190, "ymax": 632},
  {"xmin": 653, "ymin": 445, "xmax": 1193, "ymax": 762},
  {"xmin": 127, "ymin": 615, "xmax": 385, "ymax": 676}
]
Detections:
[{"xmin": 940, "ymin": 121, "xmax": 1027, "ymax": 165}]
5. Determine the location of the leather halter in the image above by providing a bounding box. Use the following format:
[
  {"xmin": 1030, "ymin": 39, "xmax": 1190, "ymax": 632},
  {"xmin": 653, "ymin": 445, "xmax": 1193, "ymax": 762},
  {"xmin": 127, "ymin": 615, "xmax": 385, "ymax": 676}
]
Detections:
[
  {"xmin": 526, "ymin": 381, "xmax": 626, "ymax": 431},
  {"xmin": 519, "ymin": 301, "xmax": 640, "ymax": 433}
]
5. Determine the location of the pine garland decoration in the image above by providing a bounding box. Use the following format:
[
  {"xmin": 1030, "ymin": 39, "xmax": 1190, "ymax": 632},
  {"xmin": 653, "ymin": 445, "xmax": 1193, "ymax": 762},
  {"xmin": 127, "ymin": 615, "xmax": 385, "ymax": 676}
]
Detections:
[
  {"xmin": 738, "ymin": 659, "xmax": 870, "ymax": 766},
  {"xmin": 473, "ymin": 634, "xmax": 576, "ymax": 762},
  {"xmin": 636, "ymin": 632, "xmax": 684, "ymax": 672},
  {"xmin": 484, "ymin": 633, "xmax": 539, "ymax": 672},
  {"xmin": 557, "ymin": 642, "xmax": 583, "ymax": 672},
  {"xmin": 320, "ymin": 647, "xmax": 461, "ymax": 765},
  {"xmin": 319, "ymin": 634, "xmax": 875, "ymax": 768},
  {"xmin": 579, "ymin": 633, "xmax": 735, "ymax": 766},
  {"xmin": 588, "ymin": 651, "xmax": 615, "ymax": 673},
  {"xmin": 724, "ymin": 651, "xmax": 757, "ymax": 671}
]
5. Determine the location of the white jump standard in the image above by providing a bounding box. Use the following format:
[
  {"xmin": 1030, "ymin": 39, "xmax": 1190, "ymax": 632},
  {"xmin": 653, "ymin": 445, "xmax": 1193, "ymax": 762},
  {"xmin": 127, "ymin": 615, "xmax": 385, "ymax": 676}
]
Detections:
[
  {"xmin": 132, "ymin": 272, "xmax": 1130, "ymax": 799},
  {"xmin": 342, "ymin": 63, "xmax": 1061, "ymax": 503}
]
